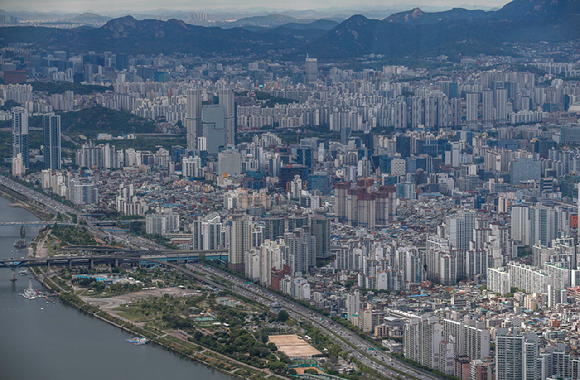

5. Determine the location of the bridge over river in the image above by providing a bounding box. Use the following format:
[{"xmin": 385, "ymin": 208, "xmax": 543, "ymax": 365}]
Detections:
[{"xmin": 0, "ymin": 249, "xmax": 229, "ymax": 281}]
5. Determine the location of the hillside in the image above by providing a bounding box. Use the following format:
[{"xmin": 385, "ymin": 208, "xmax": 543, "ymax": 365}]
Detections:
[{"xmin": 59, "ymin": 107, "xmax": 156, "ymax": 136}]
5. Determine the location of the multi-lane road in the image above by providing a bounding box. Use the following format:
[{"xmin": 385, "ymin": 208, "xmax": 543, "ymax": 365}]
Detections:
[
  {"xmin": 0, "ymin": 175, "xmax": 159, "ymax": 251},
  {"xmin": 0, "ymin": 175, "xmax": 440, "ymax": 379},
  {"xmin": 189, "ymin": 263, "xmax": 440, "ymax": 380}
]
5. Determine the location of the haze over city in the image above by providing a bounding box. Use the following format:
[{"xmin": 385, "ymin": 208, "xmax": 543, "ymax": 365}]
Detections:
[{"xmin": 2, "ymin": 0, "xmax": 510, "ymax": 13}]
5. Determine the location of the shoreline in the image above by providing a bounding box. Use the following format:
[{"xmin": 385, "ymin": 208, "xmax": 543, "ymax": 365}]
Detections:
[
  {"xmin": 1, "ymin": 188, "xmax": 284, "ymax": 380},
  {"xmin": 0, "ymin": 184, "xmax": 55, "ymax": 221},
  {"xmin": 28, "ymin": 252, "xmax": 281, "ymax": 380},
  {"xmin": 33, "ymin": 267, "xmax": 281, "ymax": 380}
]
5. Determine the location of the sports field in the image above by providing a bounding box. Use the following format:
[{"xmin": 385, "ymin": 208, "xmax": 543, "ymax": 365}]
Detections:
[{"xmin": 268, "ymin": 334, "xmax": 321, "ymax": 358}]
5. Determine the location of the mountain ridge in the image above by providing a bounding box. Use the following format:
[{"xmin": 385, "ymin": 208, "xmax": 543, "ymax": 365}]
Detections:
[{"xmin": 1, "ymin": 0, "xmax": 578, "ymax": 60}]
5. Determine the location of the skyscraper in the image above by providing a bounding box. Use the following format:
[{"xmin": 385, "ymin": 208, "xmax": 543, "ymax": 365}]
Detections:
[
  {"xmin": 310, "ymin": 212, "xmax": 331, "ymax": 258},
  {"xmin": 12, "ymin": 106, "xmax": 29, "ymax": 168},
  {"xmin": 202, "ymin": 104, "xmax": 226, "ymax": 155},
  {"xmin": 186, "ymin": 88, "xmax": 202, "ymax": 150},
  {"xmin": 218, "ymin": 88, "xmax": 235, "ymax": 146},
  {"xmin": 305, "ymin": 56, "xmax": 318, "ymax": 83},
  {"xmin": 43, "ymin": 113, "xmax": 61, "ymax": 170}
]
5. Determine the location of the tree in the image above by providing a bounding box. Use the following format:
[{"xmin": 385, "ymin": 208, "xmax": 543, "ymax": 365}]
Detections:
[
  {"xmin": 277, "ymin": 310, "xmax": 289, "ymax": 322},
  {"xmin": 267, "ymin": 342, "xmax": 278, "ymax": 351}
]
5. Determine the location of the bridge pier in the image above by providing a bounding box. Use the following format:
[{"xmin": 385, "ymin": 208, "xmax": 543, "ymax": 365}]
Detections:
[
  {"xmin": 68, "ymin": 260, "xmax": 72, "ymax": 270},
  {"xmin": 10, "ymin": 268, "xmax": 16, "ymax": 282},
  {"xmin": 88, "ymin": 258, "xmax": 94, "ymax": 270}
]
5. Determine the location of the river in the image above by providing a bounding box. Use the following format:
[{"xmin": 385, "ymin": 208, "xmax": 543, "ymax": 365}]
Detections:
[{"xmin": 0, "ymin": 196, "xmax": 231, "ymax": 380}]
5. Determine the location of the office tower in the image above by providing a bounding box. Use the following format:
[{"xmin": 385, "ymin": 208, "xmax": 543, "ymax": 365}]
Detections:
[
  {"xmin": 218, "ymin": 88, "xmax": 235, "ymax": 146},
  {"xmin": 218, "ymin": 148, "xmax": 242, "ymax": 177},
  {"xmin": 450, "ymin": 142, "xmax": 460, "ymax": 168},
  {"xmin": 443, "ymin": 81, "xmax": 459, "ymax": 99},
  {"xmin": 396, "ymin": 135, "xmax": 411, "ymax": 158},
  {"xmin": 296, "ymin": 146, "xmax": 313, "ymax": 168},
  {"xmin": 530, "ymin": 205, "xmax": 560, "ymax": 247},
  {"xmin": 466, "ymin": 92, "xmax": 479, "ymax": 124},
  {"xmin": 228, "ymin": 213, "xmax": 252, "ymax": 272},
  {"xmin": 310, "ymin": 212, "xmax": 331, "ymax": 258},
  {"xmin": 201, "ymin": 105, "xmax": 226, "ymax": 155},
  {"xmin": 186, "ymin": 88, "xmax": 202, "ymax": 150},
  {"xmin": 12, "ymin": 106, "xmax": 29, "ymax": 168},
  {"xmin": 305, "ymin": 56, "xmax": 318, "ymax": 83},
  {"xmin": 43, "ymin": 113, "xmax": 61, "ymax": 170},
  {"xmin": 511, "ymin": 158, "xmax": 541, "ymax": 185},
  {"xmin": 264, "ymin": 213, "xmax": 285, "ymax": 241}
]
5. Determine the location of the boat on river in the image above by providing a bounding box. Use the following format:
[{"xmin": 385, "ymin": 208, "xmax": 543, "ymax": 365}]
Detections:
[
  {"xmin": 125, "ymin": 337, "xmax": 149, "ymax": 345},
  {"xmin": 13, "ymin": 239, "xmax": 27, "ymax": 249},
  {"xmin": 20, "ymin": 280, "xmax": 39, "ymax": 300}
]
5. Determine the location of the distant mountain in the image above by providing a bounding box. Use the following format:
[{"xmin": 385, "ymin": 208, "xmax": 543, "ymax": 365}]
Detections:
[
  {"xmin": 223, "ymin": 14, "xmax": 308, "ymax": 28},
  {"xmin": 0, "ymin": 0, "xmax": 578, "ymax": 60},
  {"xmin": 0, "ymin": 15, "xmax": 302, "ymax": 56},
  {"xmin": 307, "ymin": 0, "xmax": 580, "ymax": 58},
  {"xmin": 493, "ymin": 0, "xmax": 580, "ymax": 20},
  {"xmin": 69, "ymin": 12, "xmax": 111, "ymax": 24},
  {"xmin": 277, "ymin": 19, "xmax": 339, "ymax": 31},
  {"xmin": 384, "ymin": 7, "xmax": 488, "ymax": 24}
]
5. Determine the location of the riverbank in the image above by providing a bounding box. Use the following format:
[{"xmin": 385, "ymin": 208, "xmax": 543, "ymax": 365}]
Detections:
[
  {"xmin": 0, "ymin": 184, "xmax": 55, "ymax": 221},
  {"xmin": 30, "ymin": 265, "xmax": 285, "ymax": 380},
  {"xmin": 5, "ymin": 187, "xmax": 287, "ymax": 380}
]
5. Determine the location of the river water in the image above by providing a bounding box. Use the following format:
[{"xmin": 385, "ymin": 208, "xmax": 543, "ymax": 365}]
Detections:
[{"xmin": 0, "ymin": 196, "xmax": 231, "ymax": 380}]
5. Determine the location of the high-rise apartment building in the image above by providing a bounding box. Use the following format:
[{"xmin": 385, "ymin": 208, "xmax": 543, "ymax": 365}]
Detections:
[
  {"xmin": 495, "ymin": 328, "xmax": 537, "ymax": 380},
  {"xmin": 12, "ymin": 106, "xmax": 29, "ymax": 168},
  {"xmin": 192, "ymin": 213, "xmax": 224, "ymax": 251},
  {"xmin": 228, "ymin": 212, "xmax": 252, "ymax": 272}
]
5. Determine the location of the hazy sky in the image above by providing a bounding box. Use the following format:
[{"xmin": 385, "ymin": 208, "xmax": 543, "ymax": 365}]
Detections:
[{"xmin": 5, "ymin": 0, "xmax": 511, "ymax": 14}]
